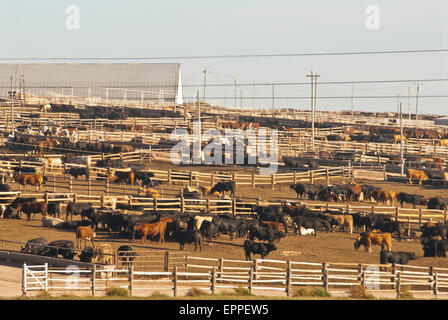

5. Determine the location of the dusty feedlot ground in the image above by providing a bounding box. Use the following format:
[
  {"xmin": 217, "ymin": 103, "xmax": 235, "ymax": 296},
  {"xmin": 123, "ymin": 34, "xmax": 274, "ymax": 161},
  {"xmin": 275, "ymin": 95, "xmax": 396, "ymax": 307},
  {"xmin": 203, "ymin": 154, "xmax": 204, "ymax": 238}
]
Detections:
[{"xmin": 1, "ymin": 161, "xmax": 448, "ymax": 299}]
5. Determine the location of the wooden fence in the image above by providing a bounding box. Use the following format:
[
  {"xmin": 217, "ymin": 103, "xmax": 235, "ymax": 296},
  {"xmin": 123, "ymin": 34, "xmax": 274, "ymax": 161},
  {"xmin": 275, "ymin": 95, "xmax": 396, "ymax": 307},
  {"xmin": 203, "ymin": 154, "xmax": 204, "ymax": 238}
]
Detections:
[{"xmin": 21, "ymin": 257, "xmax": 448, "ymax": 298}]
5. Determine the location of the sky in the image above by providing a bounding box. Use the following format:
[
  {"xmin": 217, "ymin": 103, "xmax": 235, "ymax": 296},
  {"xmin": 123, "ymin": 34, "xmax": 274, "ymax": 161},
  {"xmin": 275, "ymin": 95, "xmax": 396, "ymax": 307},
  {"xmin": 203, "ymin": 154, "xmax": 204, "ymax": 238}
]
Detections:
[{"xmin": 0, "ymin": 0, "xmax": 447, "ymax": 114}]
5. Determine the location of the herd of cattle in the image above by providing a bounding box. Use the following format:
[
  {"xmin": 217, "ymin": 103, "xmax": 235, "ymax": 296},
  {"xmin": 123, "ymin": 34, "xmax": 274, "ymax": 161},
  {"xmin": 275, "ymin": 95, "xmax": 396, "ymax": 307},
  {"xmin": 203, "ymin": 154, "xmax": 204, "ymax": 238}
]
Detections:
[
  {"xmin": 10, "ymin": 194, "xmax": 448, "ymax": 268},
  {"xmin": 289, "ymin": 182, "xmax": 448, "ymax": 210}
]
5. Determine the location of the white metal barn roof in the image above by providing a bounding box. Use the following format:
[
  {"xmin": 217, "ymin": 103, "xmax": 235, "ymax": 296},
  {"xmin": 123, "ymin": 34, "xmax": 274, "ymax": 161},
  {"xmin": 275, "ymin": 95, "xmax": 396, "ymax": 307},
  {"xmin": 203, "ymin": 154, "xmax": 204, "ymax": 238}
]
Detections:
[
  {"xmin": 0, "ymin": 62, "xmax": 183, "ymax": 104},
  {"xmin": 434, "ymin": 116, "xmax": 448, "ymax": 126}
]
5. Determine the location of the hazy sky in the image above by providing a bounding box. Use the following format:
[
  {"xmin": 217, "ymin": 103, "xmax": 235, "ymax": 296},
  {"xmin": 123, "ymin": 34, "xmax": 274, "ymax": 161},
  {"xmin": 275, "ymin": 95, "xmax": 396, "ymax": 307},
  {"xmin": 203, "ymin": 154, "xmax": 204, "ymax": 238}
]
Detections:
[{"xmin": 1, "ymin": 0, "xmax": 447, "ymax": 114}]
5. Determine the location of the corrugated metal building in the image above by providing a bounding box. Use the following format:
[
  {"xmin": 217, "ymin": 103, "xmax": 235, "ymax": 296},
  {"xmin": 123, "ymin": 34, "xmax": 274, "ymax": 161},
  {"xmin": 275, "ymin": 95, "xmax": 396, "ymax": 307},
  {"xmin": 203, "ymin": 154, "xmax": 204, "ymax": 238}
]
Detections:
[
  {"xmin": 0, "ymin": 62, "xmax": 183, "ymax": 104},
  {"xmin": 435, "ymin": 116, "xmax": 448, "ymax": 126}
]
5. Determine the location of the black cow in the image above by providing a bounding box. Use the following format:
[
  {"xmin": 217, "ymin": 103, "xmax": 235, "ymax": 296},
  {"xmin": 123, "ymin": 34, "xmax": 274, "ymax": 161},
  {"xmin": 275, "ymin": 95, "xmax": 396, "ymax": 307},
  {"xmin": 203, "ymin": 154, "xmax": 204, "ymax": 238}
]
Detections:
[
  {"xmin": 66, "ymin": 167, "xmax": 90, "ymax": 180},
  {"xmin": 422, "ymin": 239, "xmax": 448, "ymax": 257},
  {"xmin": 304, "ymin": 184, "xmax": 325, "ymax": 201},
  {"xmin": 380, "ymin": 250, "xmax": 417, "ymax": 265},
  {"xmin": 54, "ymin": 220, "xmax": 91, "ymax": 230},
  {"xmin": 134, "ymin": 171, "xmax": 159, "ymax": 187},
  {"xmin": 210, "ymin": 181, "xmax": 236, "ymax": 197},
  {"xmin": 397, "ymin": 192, "xmax": 427, "ymax": 209},
  {"xmin": 243, "ymin": 240, "xmax": 277, "ymax": 260},
  {"xmin": 212, "ymin": 216, "xmax": 239, "ymax": 240},
  {"xmin": 372, "ymin": 218, "xmax": 402, "ymax": 241},
  {"xmin": 289, "ymin": 183, "xmax": 307, "ymax": 200},
  {"xmin": 292, "ymin": 216, "xmax": 331, "ymax": 237},
  {"xmin": 12, "ymin": 166, "xmax": 36, "ymax": 174},
  {"xmin": 200, "ymin": 220, "xmax": 218, "ymax": 242},
  {"xmin": 362, "ymin": 185, "xmax": 381, "ymax": 202},
  {"xmin": 2, "ymin": 206, "xmax": 21, "ymax": 219},
  {"xmin": 21, "ymin": 237, "xmax": 47, "ymax": 255},
  {"xmin": 255, "ymin": 206, "xmax": 288, "ymax": 233},
  {"xmin": 420, "ymin": 223, "xmax": 447, "ymax": 241},
  {"xmin": 9, "ymin": 197, "xmax": 38, "ymax": 209},
  {"xmin": 42, "ymin": 240, "xmax": 76, "ymax": 260},
  {"xmin": 47, "ymin": 202, "xmax": 62, "ymax": 218},
  {"xmin": 427, "ymin": 197, "xmax": 448, "ymax": 210},
  {"xmin": 172, "ymin": 230, "xmax": 202, "ymax": 251},
  {"xmin": 117, "ymin": 245, "xmax": 139, "ymax": 267},
  {"xmin": 248, "ymin": 225, "xmax": 286, "ymax": 243},
  {"xmin": 79, "ymin": 246, "xmax": 95, "ymax": 263},
  {"xmin": 66, "ymin": 202, "xmax": 94, "ymax": 221}
]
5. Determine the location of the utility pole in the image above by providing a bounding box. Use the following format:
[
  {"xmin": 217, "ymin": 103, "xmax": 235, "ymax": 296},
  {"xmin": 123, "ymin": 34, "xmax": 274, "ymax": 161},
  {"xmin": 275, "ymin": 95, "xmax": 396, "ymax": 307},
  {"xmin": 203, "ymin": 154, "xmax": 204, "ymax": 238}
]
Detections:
[
  {"xmin": 253, "ymin": 81, "xmax": 256, "ymax": 110},
  {"xmin": 272, "ymin": 83, "xmax": 275, "ymax": 113},
  {"xmin": 240, "ymin": 87, "xmax": 243, "ymax": 111},
  {"xmin": 415, "ymin": 82, "xmax": 422, "ymax": 121},
  {"xmin": 351, "ymin": 84, "xmax": 354, "ymax": 117},
  {"xmin": 307, "ymin": 71, "xmax": 320, "ymax": 150},
  {"xmin": 408, "ymin": 86, "xmax": 412, "ymax": 122},
  {"xmin": 203, "ymin": 68, "xmax": 209, "ymax": 107},
  {"xmin": 10, "ymin": 75, "xmax": 14, "ymax": 134},
  {"xmin": 233, "ymin": 75, "xmax": 239, "ymax": 110},
  {"xmin": 399, "ymin": 102, "xmax": 404, "ymax": 177}
]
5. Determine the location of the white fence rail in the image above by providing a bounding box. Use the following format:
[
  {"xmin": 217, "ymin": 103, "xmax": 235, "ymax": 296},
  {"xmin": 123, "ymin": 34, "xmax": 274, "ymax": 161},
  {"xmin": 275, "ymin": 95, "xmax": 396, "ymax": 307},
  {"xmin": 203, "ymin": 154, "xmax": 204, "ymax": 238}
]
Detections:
[{"xmin": 22, "ymin": 257, "xmax": 448, "ymax": 298}]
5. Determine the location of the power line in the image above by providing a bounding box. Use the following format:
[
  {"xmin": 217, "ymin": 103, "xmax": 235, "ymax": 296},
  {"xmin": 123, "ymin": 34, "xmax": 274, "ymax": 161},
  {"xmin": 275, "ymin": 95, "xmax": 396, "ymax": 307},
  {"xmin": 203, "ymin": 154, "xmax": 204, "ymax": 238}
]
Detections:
[
  {"xmin": 0, "ymin": 48, "xmax": 447, "ymax": 61},
  {"xmin": 3, "ymin": 78, "xmax": 448, "ymax": 89}
]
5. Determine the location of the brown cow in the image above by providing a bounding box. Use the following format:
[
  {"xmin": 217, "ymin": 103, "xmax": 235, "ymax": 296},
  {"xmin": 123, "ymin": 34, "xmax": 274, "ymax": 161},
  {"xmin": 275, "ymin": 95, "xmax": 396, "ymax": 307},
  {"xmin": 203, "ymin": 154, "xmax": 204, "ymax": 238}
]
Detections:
[
  {"xmin": 138, "ymin": 187, "xmax": 159, "ymax": 198},
  {"xmin": 134, "ymin": 222, "xmax": 167, "ymax": 244},
  {"xmin": 354, "ymin": 231, "xmax": 392, "ymax": 253},
  {"xmin": 114, "ymin": 170, "xmax": 135, "ymax": 185},
  {"xmin": 259, "ymin": 221, "xmax": 285, "ymax": 243},
  {"xmin": 436, "ymin": 139, "xmax": 448, "ymax": 147},
  {"xmin": 75, "ymin": 226, "xmax": 96, "ymax": 249},
  {"xmin": 13, "ymin": 173, "xmax": 46, "ymax": 189},
  {"xmin": 326, "ymin": 214, "xmax": 353, "ymax": 233},
  {"xmin": 372, "ymin": 190, "xmax": 396, "ymax": 206},
  {"xmin": 406, "ymin": 169, "xmax": 428, "ymax": 185},
  {"xmin": 16, "ymin": 201, "xmax": 48, "ymax": 221}
]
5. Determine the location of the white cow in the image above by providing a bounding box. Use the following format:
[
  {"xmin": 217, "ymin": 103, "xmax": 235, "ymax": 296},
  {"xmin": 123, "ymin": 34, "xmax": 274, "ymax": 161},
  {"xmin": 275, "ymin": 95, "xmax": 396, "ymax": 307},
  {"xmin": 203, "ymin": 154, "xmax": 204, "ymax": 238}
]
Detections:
[
  {"xmin": 299, "ymin": 227, "xmax": 315, "ymax": 236},
  {"xmin": 42, "ymin": 216, "xmax": 65, "ymax": 228},
  {"xmin": 194, "ymin": 216, "xmax": 213, "ymax": 230}
]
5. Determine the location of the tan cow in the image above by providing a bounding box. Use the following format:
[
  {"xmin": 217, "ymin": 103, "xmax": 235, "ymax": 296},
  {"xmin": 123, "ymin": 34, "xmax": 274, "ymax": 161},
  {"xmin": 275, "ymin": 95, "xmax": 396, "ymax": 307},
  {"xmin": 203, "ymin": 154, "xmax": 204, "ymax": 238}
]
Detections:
[{"xmin": 354, "ymin": 231, "xmax": 392, "ymax": 253}]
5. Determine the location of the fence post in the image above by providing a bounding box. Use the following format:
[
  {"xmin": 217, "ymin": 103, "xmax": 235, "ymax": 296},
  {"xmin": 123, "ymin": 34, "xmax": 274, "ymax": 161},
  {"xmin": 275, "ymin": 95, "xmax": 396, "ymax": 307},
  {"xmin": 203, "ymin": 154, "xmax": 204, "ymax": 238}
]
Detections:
[
  {"xmin": 173, "ymin": 266, "xmax": 178, "ymax": 297},
  {"xmin": 395, "ymin": 207, "xmax": 399, "ymax": 222},
  {"xmin": 91, "ymin": 264, "xmax": 96, "ymax": 296},
  {"xmin": 271, "ymin": 175, "xmax": 275, "ymax": 190},
  {"xmin": 322, "ymin": 262, "xmax": 328, "ymax": 292},
  {"xmin": 309, "ymin": 171, "xmax": 314, "ymax": 185},
  {"xmin": 419, "ymin": 209, "xmax": 422, "ymax": 227},
  {"xmin": 211, "ymin": 267, "xmax": 216, "ymax": 295},
  {"xmin": 168, "ymin": 169, "xmax": 172, "ymax": 185},
  {"xmin": 44, "ymin": 263, "xmax": 48, "ymax": 292},
  {"xmin": 164, "ymin": 251, "xmax": 170, "ymax": 272},
  {"xmin": 219, "ymin": 258, "xmax": 224, "ymax": 281},
  {"xmin": 232, "ymin": 199, "xmax": 236, "ymax": 216},
  {"xmin": 396, "ymin": 271, "xmax": 401, "ymax": 299},
  {"xmin": 433, "ymin": 272, "xmax": 438, "ymax": 297},
  {"xmin": 129, "ymin": 265, "xmax": 134, "ymax": 297},
  {"xmin": 286, "ymin": 260, "xmax": 291, "ymax": 297},
  {"xmin": 248, "ymin": 267, "xmax": 253, "ymax": 295},
  {"xmin": 69, "ymin": 176, "xmax": 73, "ymax": 193},
  {"xmin": 325, "ymin": 168, "xmax": 329, "ymax": 186},
  {"xmin": 22, "ymin": 263, "xmax": 27, "ymax": 297}
]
